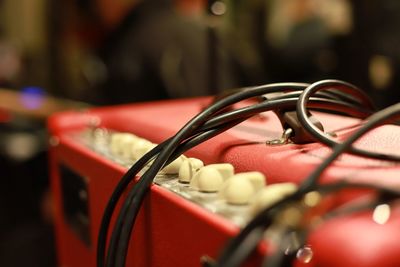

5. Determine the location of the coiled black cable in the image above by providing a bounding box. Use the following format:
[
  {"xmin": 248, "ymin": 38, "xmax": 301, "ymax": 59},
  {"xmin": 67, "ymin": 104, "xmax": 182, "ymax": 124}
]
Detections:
[
  {"xmin": 112, "ymin": 95, "xmax": 374, "ymax": 266},
  {"xmin": 97, "ymin": 80, "xmax": 378, "ymax": 267},
  {"xmin": 102, "ymin": 80, "xmax": 376, "ymax": 266},
  {"xmin": 297, "ymin": 80, "xmax": 400, "ymax": 161}
]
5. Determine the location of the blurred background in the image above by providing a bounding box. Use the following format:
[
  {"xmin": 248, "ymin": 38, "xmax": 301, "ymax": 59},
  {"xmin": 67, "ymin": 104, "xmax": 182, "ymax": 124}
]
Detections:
[{"xmin": 0, "ymin": 0, "xmax": 399, "ymax": 266}]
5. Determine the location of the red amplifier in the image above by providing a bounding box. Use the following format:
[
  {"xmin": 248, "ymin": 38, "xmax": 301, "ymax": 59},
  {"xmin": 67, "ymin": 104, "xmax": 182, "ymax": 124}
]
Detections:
[{"xmin": 48, "ymin": 97, "xmax": 400, "ymax": 267}]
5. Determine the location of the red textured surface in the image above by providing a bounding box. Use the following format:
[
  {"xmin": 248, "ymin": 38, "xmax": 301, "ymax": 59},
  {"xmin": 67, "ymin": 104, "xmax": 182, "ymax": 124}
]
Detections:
[
  {"xmin": 295, "ymin": 205, "xmax": 400, "ymax": 267},
  {"xmin": 48, "ymin": 97, "xmax": 400, "ymax": 267}
]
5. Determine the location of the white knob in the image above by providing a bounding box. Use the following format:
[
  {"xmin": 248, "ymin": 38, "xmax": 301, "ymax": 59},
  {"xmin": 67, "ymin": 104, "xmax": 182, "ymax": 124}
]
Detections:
[
  {"xmin": 178, "ymin": 159, "xmax": 195, "ymax": 183},
  {"xmin": 178, "ymin": 158, "xmax": 204, "ymax": 183},
  {"xmin": 120, "ymin": 135, "xmax": 140, "ymax": 158},
  {"xmin": 110, "ymin": 133, "xmax": 138, "ymax": 156},
  {"xmin": 190, "ymin": 166, "xmax": 224, "ymax": 192},
  {"xmin": 188, "ymin": 158, "xmax": 204, "ymax": 170},
  {"xmin": 110, "ymin": 133, "xmax": 123, "ymax": 155},
  {"xmin": 206, "ymin": 163, "xmax": 234, "ymax": 180},
  {"xmin": 221, "ymin": 176, "xmax": 255, "ymax": 205},
  {"xmin": 161, "ymin": 155, "xmax": 186, "ymax": 174},
  {"xmin": 130, "ymin": 139, "xmax": 155, "ymax": 160},
  {"xmin": 251, "ymin": 183, "xmax": 297, "ymax": 215},
  {"xmin": 233, "ymin": 172, "xmax": 266, "ymax": 192}
]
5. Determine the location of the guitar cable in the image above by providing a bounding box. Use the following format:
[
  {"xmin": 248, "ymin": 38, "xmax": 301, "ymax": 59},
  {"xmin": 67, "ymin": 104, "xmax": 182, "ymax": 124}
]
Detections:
[{"xmin": 97, "ymin": 80, "xmax": 379, "ymax": 267}]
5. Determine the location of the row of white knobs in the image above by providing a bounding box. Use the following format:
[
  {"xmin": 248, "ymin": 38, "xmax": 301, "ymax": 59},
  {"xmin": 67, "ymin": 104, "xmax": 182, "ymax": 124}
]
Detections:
[{"xmin": 110, "ymin": 132, "xmax": 298, "ymax": 215}]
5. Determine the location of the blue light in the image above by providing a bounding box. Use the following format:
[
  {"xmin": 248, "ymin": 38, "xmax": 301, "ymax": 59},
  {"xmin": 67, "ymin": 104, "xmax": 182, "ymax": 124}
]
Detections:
[{"xmin": 20, "ymin": 86, "xmax": 45, "ymax": 109}]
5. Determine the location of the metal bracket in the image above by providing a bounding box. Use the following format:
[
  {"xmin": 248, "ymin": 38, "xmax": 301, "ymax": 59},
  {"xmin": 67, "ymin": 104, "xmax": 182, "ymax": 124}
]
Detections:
[
  {"xmin": 274, "ymin": 110, "xmax": 324, "ymax": 144},
  {"xmin": 266, "ymin": 128, "xmax": 294, "ymax": 146}
]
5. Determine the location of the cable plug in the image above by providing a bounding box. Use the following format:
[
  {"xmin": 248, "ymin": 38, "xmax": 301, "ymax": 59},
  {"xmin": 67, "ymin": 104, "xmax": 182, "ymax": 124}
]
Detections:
[{"xmin": 274, "ymin": 110, "xmax": 324, "ymax": 144}]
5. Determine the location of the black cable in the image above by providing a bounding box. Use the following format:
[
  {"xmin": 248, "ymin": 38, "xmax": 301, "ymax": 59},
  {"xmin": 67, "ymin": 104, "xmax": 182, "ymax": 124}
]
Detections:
[
  {"xmin": 299, "ymin": 102, "xmax": 400, "ymax": 190},
  {"xmin": 203, "ymin": 96, "xmax": 373, "ymax": 131},
  {"xmin": 297, "ymin": 80, "xmax": 400, "ymax": 161},
  {"xmin": 215, "ymin": 102, "xmax": 400, "ymax": 267},
  {"xmin": 265, "ymin": 81, "xmax": 374, "ymax": 108},
  {"xmin": 318, "ymin": 87, "xmax": 374, "ymax": 108},
  {"xmin": 109, "ymin": 83, "xmax": 372, "ymax": 266},
  {"xmin": 109, "ymin": 100, "xmax": 372, "ymax": 266},
  {"xmin": 97, "ymin": 140, "xmax": 169, "ymax": 267},
  {"xmin": 98, "ymin": 80, "xmax": 378, "ymax": 267},
  {"xmin": 110, "ymin": 93, "xmax": 371, "ymax": 267},
  {"xmin": 265, "ymin": 89, "xmax": 370, "ymax": 108}
]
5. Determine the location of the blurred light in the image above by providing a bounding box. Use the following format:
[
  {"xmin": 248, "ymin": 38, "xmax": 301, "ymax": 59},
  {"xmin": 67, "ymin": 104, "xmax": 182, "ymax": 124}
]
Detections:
[
  {"xmin": 20, "ymin": 86, "xmax": 45, "ymax": 109},
  {"xmin": 296, "ymin": 245, "xmax": 313, "ymax": 264},
  {"xmin": 303, "ymin": 191, "xmax": 321, "ymax": 207},
  {"xmin": 372, "ymin": 204, "xmax": 391, "ymax": 225},
  {"xmin": 5, "ymin": 133, "xmax": 39, "ymax": 161},
  {"xmin": 369, "ymin": 55, "xmax": 393, "ymax": 90},
  {"xmin": 211, "ymin": 1, "xmax": 226, "ymax": 16},
  {"xmin": 278, "ymin": 206, "xmax": 303, "ymax": 228}
]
